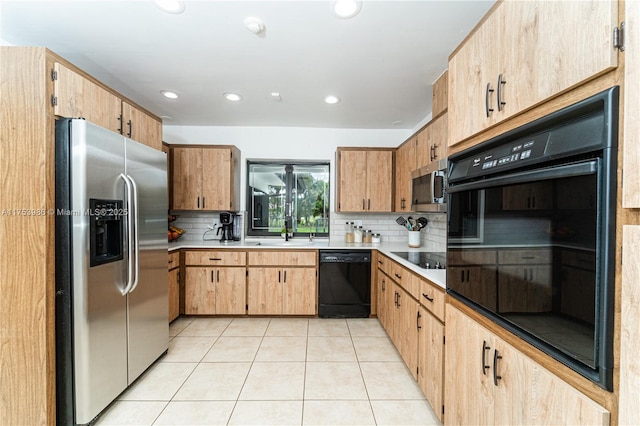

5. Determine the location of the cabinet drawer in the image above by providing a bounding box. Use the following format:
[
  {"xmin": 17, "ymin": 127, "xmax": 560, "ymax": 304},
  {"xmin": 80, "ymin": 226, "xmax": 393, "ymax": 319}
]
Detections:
[
  {"xmin": 390, "ymin": 263, "xmax": 420, "ymax": 300},
  {"xmin": 448, "ymin": 249, "xmax": 496, "ymax": 266},
  {"xmin": 168, "ymin": 251, "xmax": 179, "ymax": 270},
  {"xmin": 418, "ymin": 279, "xmax": 445, "ymax": 322},
  {"xmin": 185, "ymin": 250, "xmax": 246, "ymax": 266},
  {"xmin": 377, "ymin": 254, "xmax": 393, "ymax": 276},
  {"xmin": 498, "ymin": 249, "xmax": 552, "ymax": 265},
  {"xmin": 248, "ymin": 250, "xmax": 316, "ymax": 266}
]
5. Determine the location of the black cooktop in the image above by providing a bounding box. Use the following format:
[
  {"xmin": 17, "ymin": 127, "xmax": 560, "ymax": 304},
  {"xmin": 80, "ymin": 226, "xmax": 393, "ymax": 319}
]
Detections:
[{"xmin": 391, "ymin": 251, "xmax": 446, "ymax": 269}]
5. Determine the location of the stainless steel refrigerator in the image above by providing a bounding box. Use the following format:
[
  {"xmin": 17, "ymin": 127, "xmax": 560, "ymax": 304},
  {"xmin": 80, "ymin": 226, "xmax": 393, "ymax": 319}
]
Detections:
[{"xmin": 55, "ymin": 118, "xmax": 168, "ymax": 425}]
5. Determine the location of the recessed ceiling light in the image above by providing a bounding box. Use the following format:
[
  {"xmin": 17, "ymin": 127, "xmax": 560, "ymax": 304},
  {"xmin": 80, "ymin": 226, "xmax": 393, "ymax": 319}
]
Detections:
[
  {"xmin": 160, "ymin": 90, "xmax": 179, "ymax": 99},
  {"xmin": 224, "ymin": 93, "xmax": 242, "ymax": 101},
  {"xmin": 244, "ymin": 17, "xmax": 266, "ymax": 35},
  {"xmin": 271, "ymin": 92, "xmax": 282, "ymax": 102},
  {"xmin": 333, "ymin": 0, "xmax": 362, "ymax": 19},
  {"xmin": 324, "ymin": 95, "xmax": 341, "ymax": 104},
  {"xmin": 392, "ymin": 120, "xmax": 403, "ymax": 126},
  {"xmin": 160, "ymin": 115, "xmax": 173, "ymax": 121},
  {"xmin": 154, "ymin": 0, "xmax": 185, "ymax": 14}
]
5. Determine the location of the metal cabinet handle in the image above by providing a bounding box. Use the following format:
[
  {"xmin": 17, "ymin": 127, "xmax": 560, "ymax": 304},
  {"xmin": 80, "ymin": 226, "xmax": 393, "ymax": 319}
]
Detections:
[
  {"xmin": 378, "ymin": 260, "xmax": 384, "ymax": 265},
  {"xmin": 395, "ymin": 273, "xmax": 402, "ymax": 280},
  {"xmin": 397, "ymin": 292, "xmax": 401, "ymax": 307},
  {"xmin": 368, "ymin": 199, "xmax": 371, "ymax": 210},
  {"xmin": 283, "ymin": 270, "xmax": 287, "ymax": 282},
  {"xmin": 209, "ymin": 257, "xmax": 222, "ymax": 261},
  {"xmin": 482, "ymin": 340, "xmax": 491, "ymax": 375},
  {"xmin": 126, "ymin": 119, "xmax": 132, "ymax": 137},
  {"xmin": 493, "ymin": 349, "xmax": 503, "ymax": 386},
  {"xmin": 362, "ymin": 199, "xmax": 366, "ymax": 210},
  {"xmin": 168, "ymin": 260, "xmax": 173, "ymax": 264},
  {"xmin": 422, "ymin": 293, "xmax": 434, "ymax": 302},
  {"xmin": 417, "ymin": 310, "xmax": 422, "ymax": 330},
  {"xmin": 381, "ymin": 279, "xmax": 386, "ymax": 291},
  {"xmin": 216, "ymin": 270, "xmax": 220, "ymax": 282},
  {"xmin": 118, "ymin": 114, "xmax": 123, "ymax": 134},
  {"xmin": 485, "ymin": 83, "xmax": 495, "ymax": 118},
  {"xmin": 278, "ymin": 270, "xmax": 281, "ymax": 282},
  {"xmin": 497, "ymin": 74, "xmax": 507, "ymax": 111},
  {"xmin": 210, "ymin": 270, "xmax": 214, "ymax": 282},
  {"xmin": 197, "ymin": 197, "xmax": 200, "ymax": 208},
  {"xmin": 202, "ymin": 197, "xmax": 206, "ymax": 209}
]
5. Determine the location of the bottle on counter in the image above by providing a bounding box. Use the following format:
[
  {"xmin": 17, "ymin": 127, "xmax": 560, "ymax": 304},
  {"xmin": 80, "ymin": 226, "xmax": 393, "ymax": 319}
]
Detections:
[
  {"xmin": 363, "ymin": 229, "xmax": 372, "ymax": 243},
  {"xmin": 345, "ymin": 222, "xmax": 355, "ymax": 243},
  {"xmin": 354, "ymin": 226, "xmax": 363, "ymax": 243},
  {"xmin": 371, "ymin": 233, "xmax": 381, "ymax": 243}
]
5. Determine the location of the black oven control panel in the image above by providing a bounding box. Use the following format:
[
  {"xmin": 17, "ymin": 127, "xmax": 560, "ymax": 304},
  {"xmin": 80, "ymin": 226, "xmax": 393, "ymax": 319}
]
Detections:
[{"xmin": 451, "ymin": 132, "xmax": 550, "ymax": 182}]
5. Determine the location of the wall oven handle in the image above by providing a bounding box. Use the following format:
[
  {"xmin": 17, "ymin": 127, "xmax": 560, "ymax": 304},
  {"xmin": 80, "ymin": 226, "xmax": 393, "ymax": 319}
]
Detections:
[{"xmin": 448, "ymin": 160, "xmax": 599, "ymax": 193}]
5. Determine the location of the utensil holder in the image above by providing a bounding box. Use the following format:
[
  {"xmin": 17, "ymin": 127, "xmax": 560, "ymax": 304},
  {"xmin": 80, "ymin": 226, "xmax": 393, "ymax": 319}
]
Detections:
[{"xmin": 408, "ymin": 230, "xmax": 421, "ymax": 247}]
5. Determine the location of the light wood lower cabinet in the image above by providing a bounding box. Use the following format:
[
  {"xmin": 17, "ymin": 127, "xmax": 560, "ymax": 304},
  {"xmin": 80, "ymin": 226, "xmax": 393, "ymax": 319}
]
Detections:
[
  {"xmin": 444, "ymin": 305, "xmax": 609, "ymax": 425},
  {"xmin": 377, "ymin": 257, "xmax": 444, "ymax": 420},
  {"xmin": 168, "ymin": 251, "xmax": 180, "ymax": 322},
  {"xmin": 417, "ymin": 305, "xmax": 444, "ymax": 422},
  {"xmin": 184, "ymin": 267, "xmax": 246, "ymax": 315},
  {"xmin": 247, "ymin": 267, "xmax": 316, "ymax": 315}
]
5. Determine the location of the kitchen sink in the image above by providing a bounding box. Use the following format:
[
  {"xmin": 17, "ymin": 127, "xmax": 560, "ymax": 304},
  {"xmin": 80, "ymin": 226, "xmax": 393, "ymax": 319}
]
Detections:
[{"xmin": 244, "ymin": 239, "xmax": 329, "ymax": 248}]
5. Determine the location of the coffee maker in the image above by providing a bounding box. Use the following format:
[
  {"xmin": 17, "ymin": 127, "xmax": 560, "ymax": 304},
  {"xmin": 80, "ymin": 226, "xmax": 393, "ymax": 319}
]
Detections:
[{"xmin": 217, "ymin": 212, "xmax": 235, "ymax": 242}]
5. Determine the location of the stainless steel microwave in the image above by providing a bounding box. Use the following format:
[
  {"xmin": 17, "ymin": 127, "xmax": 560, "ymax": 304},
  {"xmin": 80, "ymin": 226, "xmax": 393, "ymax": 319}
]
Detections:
[{"xmin": 411, "ymin": 159, "xmax": 446, "ymax": 212}]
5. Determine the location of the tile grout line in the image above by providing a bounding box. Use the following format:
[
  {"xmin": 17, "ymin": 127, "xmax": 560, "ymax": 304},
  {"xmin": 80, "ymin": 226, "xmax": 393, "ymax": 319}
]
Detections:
[{"xmin": 348, "ymin": 319, "xmax": 380, "ymax": 426}]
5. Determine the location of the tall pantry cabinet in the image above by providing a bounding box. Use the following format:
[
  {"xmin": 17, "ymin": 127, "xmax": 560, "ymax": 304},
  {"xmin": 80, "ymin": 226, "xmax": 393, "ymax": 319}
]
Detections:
[{"xmin": 0, "ymin": 46, "xmax": 165, "ymax": 426}]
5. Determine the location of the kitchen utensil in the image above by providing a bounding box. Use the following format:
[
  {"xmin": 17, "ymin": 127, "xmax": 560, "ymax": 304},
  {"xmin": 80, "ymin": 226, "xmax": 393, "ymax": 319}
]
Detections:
[
  {"xmin": 416, "ymin": 217, "xmax": 428, "ymax": 230},
  {"xmin": 396, "ymin": 216, "xmax": 407, "ymax": 227},
  {"xmin": 407, "ymin": 216, "xmax": 416, "ymax": 230}
]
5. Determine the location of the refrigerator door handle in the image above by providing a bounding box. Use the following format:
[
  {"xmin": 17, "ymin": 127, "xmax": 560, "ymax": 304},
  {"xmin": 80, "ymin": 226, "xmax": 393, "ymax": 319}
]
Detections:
[
  {"xmin": 126, "ymin": 174, "xmax": 140, "ymax": 294},
  {"xmin": 120, "ymin": 173, "xmax": 135, "ymax": 295}
]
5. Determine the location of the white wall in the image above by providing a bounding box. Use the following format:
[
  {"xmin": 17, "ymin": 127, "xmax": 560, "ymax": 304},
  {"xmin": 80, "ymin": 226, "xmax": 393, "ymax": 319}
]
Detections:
[{"xmin": 163, "ymin": 125, "xmax": 412, "ymax": 212}]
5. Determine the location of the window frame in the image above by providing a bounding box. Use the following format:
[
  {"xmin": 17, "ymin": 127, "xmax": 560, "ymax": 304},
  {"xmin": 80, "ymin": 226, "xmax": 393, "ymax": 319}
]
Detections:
[{"xmin": 246, "ymin": 159, "xmax": 330, "ymax": 238}]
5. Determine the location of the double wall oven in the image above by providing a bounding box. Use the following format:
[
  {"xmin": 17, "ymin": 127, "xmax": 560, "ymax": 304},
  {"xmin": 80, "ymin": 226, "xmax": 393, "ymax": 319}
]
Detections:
[{"xmin": 447, "ymin": 87, "xmax": 618, "ymax": 390}]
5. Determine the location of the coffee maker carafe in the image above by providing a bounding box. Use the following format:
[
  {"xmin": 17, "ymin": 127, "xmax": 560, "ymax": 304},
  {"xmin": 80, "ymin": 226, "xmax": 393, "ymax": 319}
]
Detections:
[{"xmin": 217, "ymin": 212, "xmax": 235, "ymax": 242}]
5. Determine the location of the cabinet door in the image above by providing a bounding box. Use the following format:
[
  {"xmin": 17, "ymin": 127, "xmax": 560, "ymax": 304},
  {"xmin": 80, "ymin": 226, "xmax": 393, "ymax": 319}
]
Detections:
[
  {"xmin": 54, "ymin": 62, "xmax": 121, "ymax": 133},
  {"xmin": 338, "ymin": 150, "xmax": 367, "ymax": 211},
  {"xmin": 247, "ymin": 268, "xmax": 282, "ymax": 315},
  {"xmin": 498, "ymin": 265, "xmax": 552, "ymax": 313},
  {"xmin": 397, "ymin": 291, "xmax": 419, "ymax": 380},
  {"xmin": 415, "ymin": 128, "xmax": 430, "ymax": 172},
  {"xmin": 172, "ymin": 147, "xmax": 202, "ymax": 210},
  {"xmin": 417, "ymin": 306, "xmax": 444, "ymax": 422},
  {"xmin": 122, "ymin": 101, "xmax": 162, "ymax": 151},
  {"xmin": 448, "ymin": 9, "xmax": 500, "ymax": 147},
  {"xmin": 395, "ymin": 139, "xmax": 415, "ymax": 212},
  {"xmin": 377, "ymin": 272, "xmax": 389, "ymax": 330},
  {"xmin": 168, "ymin": 268, "xmax": 180, "ymax": 322},
  {"xmin": 429, "ymin": 114, "xmax": 447, "ymax": 165},
  {"xmin": 366, "ymin": 150, "xmax": 393, "ymax": 212},
  {"xmin": 282, "ymin": 267, "xmax": 316, "ymax": 315},
  {"xmin": 444, "ymin": 306, "xmax": 496, "ymax": 425},
  {"xmin": 184, "ymin": 267, "xmax": 216, "ymax": 314},
  {"xmin": 215, "ymin": 267, "xmax": 246, "ymax": 315},
  {"xmin": 202, "ymin": 147, "xmax": 233, "ymax": 211}
]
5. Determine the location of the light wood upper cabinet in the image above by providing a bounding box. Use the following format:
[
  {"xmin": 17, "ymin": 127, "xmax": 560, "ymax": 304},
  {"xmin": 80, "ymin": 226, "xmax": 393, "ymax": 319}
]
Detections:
[
  {"xmin": 432, "ymin": 71, "xmax": 448, "ymax": 117},
  {"xmin": 172, "ymin": 146, "xmax": 241, "ymax": 211},
  {"xmin": 122, "ymin": 101, "xmax": 162, "ymax": 151},
  {"xmin": 416, "ymin": 113, "xmax": 447, "ymax": 170},
  {"xmin": 53, "ymin": 62, "xmax": 122, "ymax": 133},
  {"xmin": 337, "ymin": 148, "xmax": 393, "ymax": 212},
  {"xmin": 448, "ymin": 0, "xmax": 619, "ymax": 147},
  {"xmin": 53, "ymin": 62, "xmax": 163, "ymax": 151},
  {"xmin": 394, "ymin": 138, "xmax": 416, "ymax": 212},
  {"xmin": 444, "ymin": 306, "xmax": 610, "ymax": 425}
]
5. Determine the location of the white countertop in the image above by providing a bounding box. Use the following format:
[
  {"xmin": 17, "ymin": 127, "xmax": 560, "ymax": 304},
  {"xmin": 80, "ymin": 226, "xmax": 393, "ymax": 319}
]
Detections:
[{"xmin": 168, "ymin": 238, "xmax": 447, "ymax": 288}]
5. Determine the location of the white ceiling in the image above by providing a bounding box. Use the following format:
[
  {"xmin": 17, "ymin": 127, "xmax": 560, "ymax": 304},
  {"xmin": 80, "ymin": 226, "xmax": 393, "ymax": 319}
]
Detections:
[{"xmin": 0, "ymin": 0, "xmax": 493, "ymax": 130}]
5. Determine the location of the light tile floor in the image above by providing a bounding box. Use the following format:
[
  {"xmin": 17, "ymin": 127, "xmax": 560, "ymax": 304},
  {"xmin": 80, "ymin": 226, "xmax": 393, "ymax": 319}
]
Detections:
[{"xmin": 95, "ymin": 317, "xmax": 442, "ymax": 426}]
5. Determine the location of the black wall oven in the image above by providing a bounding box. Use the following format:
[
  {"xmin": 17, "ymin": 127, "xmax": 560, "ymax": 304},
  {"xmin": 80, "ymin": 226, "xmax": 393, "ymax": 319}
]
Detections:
[{"xmin": 447, "ymin": 87, "xmax": 618, "ymax": 390}]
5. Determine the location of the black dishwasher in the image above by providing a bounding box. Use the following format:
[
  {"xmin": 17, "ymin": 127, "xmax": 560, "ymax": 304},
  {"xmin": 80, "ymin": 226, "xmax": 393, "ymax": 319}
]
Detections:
[{"xmin": 318, "ymin": 250, "xmax": 371, "ymax": 318}]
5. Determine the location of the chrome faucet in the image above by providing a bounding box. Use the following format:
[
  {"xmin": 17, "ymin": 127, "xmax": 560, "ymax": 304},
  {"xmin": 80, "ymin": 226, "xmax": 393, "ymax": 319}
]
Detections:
[{"xmin": 309, "ymin": 232, "xmax": 315, "ymax": 242}]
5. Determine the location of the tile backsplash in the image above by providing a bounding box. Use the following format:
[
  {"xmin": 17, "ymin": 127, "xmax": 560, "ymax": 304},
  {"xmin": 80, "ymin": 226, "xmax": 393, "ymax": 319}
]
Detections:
[{"xmin": 171, "ymin": 211, "xmax": 447, "ymax": 251}]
